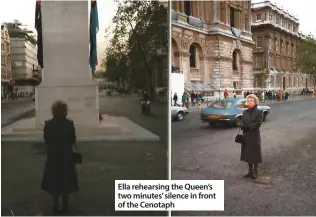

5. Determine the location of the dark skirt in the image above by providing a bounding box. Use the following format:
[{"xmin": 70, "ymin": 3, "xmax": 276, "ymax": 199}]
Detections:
[
  {"xmin": 240, "ymin": 131, "xmax": 262, "ymax": 164},
  {"xmin": 42, "ymin": 154, "xmax": 79, "ymax": 195}
]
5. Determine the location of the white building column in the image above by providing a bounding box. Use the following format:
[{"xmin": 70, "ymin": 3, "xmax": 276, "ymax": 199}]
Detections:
[
  {"xmin": 35, "ymin": 1, "xmax": 99, "ymax": 128},
  {"xmin": 180, "ymin": 51, "xmax": 190, "ymax": 83}
]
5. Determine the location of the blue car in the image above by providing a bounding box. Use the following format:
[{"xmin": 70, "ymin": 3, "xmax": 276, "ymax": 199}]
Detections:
[{"xmin": 200, "ymin": 98, "xmax": 271, "ymax": 127}]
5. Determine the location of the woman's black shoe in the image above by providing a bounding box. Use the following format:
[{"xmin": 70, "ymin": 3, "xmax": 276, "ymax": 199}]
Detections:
[
  {"xmin": 61, "ymin": 207, "xmax": 69, "ymax": 215},
  {"xmin": 244, "ymin": 172, "xmax": 252, "ymax": 178},
  {"xmin": 52, "ymin": 207, "xmax": 59, "ymax": 216},
  {"xmin": 244, "ymin": 165, "xmax": 253, "ymax": 178},
  {"xmin": 251, "ymin": 172, "xmax": 257, "ymax": 179}
]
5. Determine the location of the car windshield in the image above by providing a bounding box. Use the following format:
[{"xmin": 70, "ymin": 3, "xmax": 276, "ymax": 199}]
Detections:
[{"xmin": 209, "ymin": 101, "xmax": 232, "ymax": 109}]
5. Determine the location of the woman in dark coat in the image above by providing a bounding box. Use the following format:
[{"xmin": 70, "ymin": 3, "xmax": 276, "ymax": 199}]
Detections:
[
  {"xmin": 42, "ymin": 100, "xmax": 79, "ymax": 215},
  {"xmin": 241, "ymin": 94, "xmax": 263, "ymax": 179}
]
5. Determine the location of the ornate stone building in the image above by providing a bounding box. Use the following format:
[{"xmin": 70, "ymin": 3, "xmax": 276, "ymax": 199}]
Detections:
[
  {"xmin": 251, "ymin": 1, "xmax": 314, "ymax": 91},
  {"xmin": 1, "ymin": 24, "xmax": 12, "ymax": 98},
  {"xmin": 172, "ymin": 1, "xmax": 254, "ymax": 97}
]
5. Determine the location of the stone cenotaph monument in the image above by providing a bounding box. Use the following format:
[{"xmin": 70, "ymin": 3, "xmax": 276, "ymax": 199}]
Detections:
[
  {"xmin": 35, "ymin": 1, "xmax": 99, "ymax": 128},
  {"xmin": 1, "ymin": 0, "xmax": 159, "ymax": 143}
]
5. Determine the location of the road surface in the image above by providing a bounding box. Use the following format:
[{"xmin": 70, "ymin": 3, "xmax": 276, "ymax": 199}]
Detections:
[
  {"xmin": 2, "ymin": 94, "xmax": 168, "ymax": 216},
  {"xmin": 172, "ymin": 98, "xmax": 316, "ymax": 216}
]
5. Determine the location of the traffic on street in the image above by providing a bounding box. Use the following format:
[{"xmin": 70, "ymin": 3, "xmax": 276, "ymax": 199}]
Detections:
[{"xmin": 172, "ymin": 98, "xmax": 316, "ymax": 215}]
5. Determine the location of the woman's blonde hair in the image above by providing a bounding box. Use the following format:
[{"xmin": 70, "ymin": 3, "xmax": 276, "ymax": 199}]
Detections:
[
  {"xmin": 246, "ymin": 94, "xmax": 259, "ymax": 105},
  {"xmin": 51, "ymin": 100, "xmax": 68, "ymax": 118}
]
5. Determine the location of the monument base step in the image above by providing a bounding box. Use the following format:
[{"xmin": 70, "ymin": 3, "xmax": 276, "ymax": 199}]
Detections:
[{"xmin": 1, "ymin": 114, "xmax": 160, "ymax": 143}]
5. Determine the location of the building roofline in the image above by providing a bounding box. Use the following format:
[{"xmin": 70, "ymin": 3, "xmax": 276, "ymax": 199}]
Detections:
[
  {"xmin": 251, "ymin": 1, "xmax": 299, "ymax": 24},
  {"xmin": 252, "ymin": 23, "xmax": 307, "ymax": 39}
]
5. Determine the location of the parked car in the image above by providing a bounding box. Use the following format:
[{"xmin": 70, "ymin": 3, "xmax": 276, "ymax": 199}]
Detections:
[
  {"xmin": 200, "ymin": 98, "xmax": 270, "ymax": 127},
  {"xmin": 171, "ymin": 105, "xmax": 189, "ymax": 121}
]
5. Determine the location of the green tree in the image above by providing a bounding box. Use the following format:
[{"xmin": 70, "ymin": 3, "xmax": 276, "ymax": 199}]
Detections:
[
  {"xmin": 103, "ymin": 0, "xmax": 168, "ymax": 92},
  {"xmin": 94, "ymin": 70, "xmax": 105, "ymax": 78},
  {"xmin": 104, "ymin": 47, "xmax": 129, "ymax": 84},
  {"xmin": 296, "ymin": 34, "xmax": 316, "ymax": 88}
]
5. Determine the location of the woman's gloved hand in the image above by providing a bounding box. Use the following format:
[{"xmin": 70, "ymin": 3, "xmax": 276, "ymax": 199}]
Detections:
[{"xmin": 241, "ymin": 125, "xmax": 250, "ymax": 131}]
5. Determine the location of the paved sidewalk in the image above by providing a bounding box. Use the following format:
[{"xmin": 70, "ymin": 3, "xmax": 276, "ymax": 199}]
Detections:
[
  {"xmin": 1, "ymin": 94, "xmax": 168, "ymax": 142},
  {"xmin": 1, "ymin": 102, "xmax": 35, "ymax": 127},
  {"xmin": 1, "ymin": 97, "xmax": 33, "ymax": 106},
  {"xmin": 101, "ymin": 94, "xmax": 168, "ymax": 141},
  {"xmin": 188, "ymin": 95, "xmax": 315, "ymax": 112},
  {"xmin": 261, "ymin": 95, "xmax": 314, "ymax": 105}
]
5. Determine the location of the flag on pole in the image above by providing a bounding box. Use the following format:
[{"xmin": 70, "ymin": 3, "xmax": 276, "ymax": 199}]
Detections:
[
  {"xmin": 89, "ymin": 0, "xmax": 99, "ymax": 74},
  {"xmin": 35, "ymin": 0, "xmax": 43, "ymax": 68}
]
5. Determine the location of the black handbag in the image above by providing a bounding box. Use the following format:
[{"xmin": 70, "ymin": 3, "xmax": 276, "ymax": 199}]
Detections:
[
  {"xmin": 235, "ymin": 127, "xmax": 244, "ymax": 144},
  {"xmin": 73, "ymin": 152, "xmax": 82, "ymax": 164},
  {"xmin": 73, "ymin": 143, "xmax": 82, "ymax": 164}
]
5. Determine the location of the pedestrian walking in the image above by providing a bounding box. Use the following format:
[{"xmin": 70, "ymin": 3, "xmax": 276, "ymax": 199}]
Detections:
[
  {"xmin": 240, "ymin": 94, "xmax": 263, "ymax": 179},
  {"xmin": 42, "ymin": 100, "xmax": 79, "ymax": 215},
  {"xmin": 173, "ymin": 93, "xmax": 178, "ymax": 106},
  {"xmin": 233, "ymin": 91, "xmax": 236, "ymax": 98},
  {"xmin": 182, "ymin": 92, "xmax": 188, "ymax": 108},
  {"xmin": 224, "ymin": 89, "xmax": 228, "ymax": 98},
  {"xmin": 190, "ymin": 91, "xmax": 196, "ymax": 106}
]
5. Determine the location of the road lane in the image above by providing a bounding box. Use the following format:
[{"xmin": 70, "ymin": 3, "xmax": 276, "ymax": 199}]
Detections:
[{"xmin": 171, "ymin": 98, "xmax": 316, "ymax": 216}]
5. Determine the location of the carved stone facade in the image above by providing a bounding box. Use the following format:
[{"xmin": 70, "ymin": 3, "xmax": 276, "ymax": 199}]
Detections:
[
  {"xmin": 172, "ymin": 1, "xmax": 254, "ymax": 96},
  {"xmin": 1, "ymin": 24, "xmax": 12, "ymax": 98},
  {"xmin": 251, "ymin": 1, "xmax": 315, "ymax": 91}
]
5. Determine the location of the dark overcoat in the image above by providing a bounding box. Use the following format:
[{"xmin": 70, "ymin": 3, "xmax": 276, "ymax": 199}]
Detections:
[
  {"xmin": 42, "ymin": 118, "xmax": 79, "ymax": 194},
  {"xmin": 240, "ymin": 106, "xmax": 263, "ymax": 164}
]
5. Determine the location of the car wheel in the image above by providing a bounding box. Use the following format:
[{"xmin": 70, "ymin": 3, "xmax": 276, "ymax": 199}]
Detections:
[
  {"xmin": 177, "ymin": 112, "xmax": 184, "ymax": 121},
  {"xmin": 235, "ymin": 116, "xmax": 242, "ymax": 127},
  {"xmin": 262, "ymin": 112, "xmax": 267, "ymax": 122}
]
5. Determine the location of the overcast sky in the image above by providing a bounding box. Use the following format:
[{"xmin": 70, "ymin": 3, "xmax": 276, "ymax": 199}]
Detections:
[{"xmin": 0, "ymin": 0, "xmax": 315, "ymax": 60}]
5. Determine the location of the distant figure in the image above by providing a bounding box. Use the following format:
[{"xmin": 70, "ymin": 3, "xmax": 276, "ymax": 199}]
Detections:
[
  {"xmin": 224, "ymin": 89, "xmax": 228, "ymax": 98},
  {"xmin": 182, "ymin": 92, "xmax": 188, "ymax": 108},
  {"xmin": 233, "ymin": 91, "xmax": 236, "ymax": 98},
  {"xmin": 190, "ymin": 90, "xmax": 196, "ymax": 106},
  {"xmin": 42, "ymin": 100, "xmax": 79, "ymax": 215},
  {"xmin": 173, "ymin": 93, "xmax": 178, "ymax": 106}
]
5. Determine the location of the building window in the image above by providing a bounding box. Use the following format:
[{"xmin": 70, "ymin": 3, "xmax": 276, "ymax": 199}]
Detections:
[
  {"xmin": 256, "ymin": 13, "xmax": 261, "ymax": 21},
  {"xmin": 189, "ymin": 45, "xmax": 196, "ymax": 68},
  {"xmin": 184, "ymin": 1, "xmax": 191, "ymax": 17},
  {"xmin": 245, "ymin": 13, "xmax": 249, "ymax": 31},
  {"xmin": 233, "ymin": 81, "xmax": 239, "ymax": 89},
  {"xmin": 255, "ymin": 55, "xmax": 262, "ymax": 68},
  {"xmin": 230, "ymin": 7, "xmax": 236, "ymax": 28},
  {"xmin": 256, "ymin": 37, "xmax": 263, "ymax": 48},
  {"xmin": 232, "ymin": 50, "xmax": 238, "ymax": 71},
  {"xmin": 280, "ymin": 40, "xmax": 284, "ymax": 52},
  {"xmin": 288, "ymin": 44, "xmax": 291, "ymax": 55},
  {"xmin": 288, "ymin": 77, "xmax": 291, "ymax": 87},
  {"xmin": 276, "ymin": 16, "xmax": 280, "ymax": 25},
  {"xmin": 220, "ymin": 2, "xmax": 225, "ymax": 23}
]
